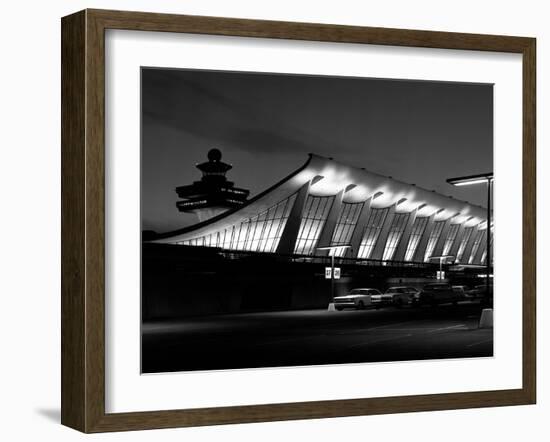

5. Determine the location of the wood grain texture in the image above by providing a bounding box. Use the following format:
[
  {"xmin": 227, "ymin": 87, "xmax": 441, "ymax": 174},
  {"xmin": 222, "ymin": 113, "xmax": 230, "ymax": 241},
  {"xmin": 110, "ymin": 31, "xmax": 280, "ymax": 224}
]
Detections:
[
  {"xmin": 522, "ymin": 38, "xmax": 536, "ymax": 403},
  {"xmin": 90, "ymin": 8, "xmax": 533, "ymax": 52},
  {"xmin": 61, "ymin": 10, "xmax": 86, "ymax": 431},
  {"xmin": 60, "ymin": 9, "xmax": 537, "ymax": 433},
  {"xmin": 85, "ymin": 9, "xmax": 107, "ymax": 433}
]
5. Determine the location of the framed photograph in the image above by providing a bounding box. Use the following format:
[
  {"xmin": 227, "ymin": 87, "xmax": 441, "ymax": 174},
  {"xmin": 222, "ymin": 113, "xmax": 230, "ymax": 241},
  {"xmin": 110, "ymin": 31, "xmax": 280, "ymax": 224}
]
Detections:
[{"xmin": 61, "ymin": 9, "xmax": 536, "ymax": 433}]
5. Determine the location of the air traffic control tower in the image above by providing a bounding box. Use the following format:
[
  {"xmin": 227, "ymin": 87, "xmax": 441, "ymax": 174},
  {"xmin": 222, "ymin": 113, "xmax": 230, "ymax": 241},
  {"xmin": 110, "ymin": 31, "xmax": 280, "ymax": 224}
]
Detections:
[{"xmin": 175, "ymin": 148, "xmax": 250, "ymax": 222}]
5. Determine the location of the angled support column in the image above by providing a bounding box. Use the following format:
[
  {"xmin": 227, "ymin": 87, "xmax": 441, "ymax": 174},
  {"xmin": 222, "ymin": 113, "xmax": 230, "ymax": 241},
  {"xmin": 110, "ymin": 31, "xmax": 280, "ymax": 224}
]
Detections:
[
  {"xmin": 370, "ymin": 204, "xmax": 397, "ymax": 261},
  {"xmin": 412, "ymin": 213, "xmax": 436, "ymax": 263},
  {"xmin": 393, "ymin": 208, "xmax": 418, "ymax": 262},
  {"xmin": 348, "ymin": 197, "xmax": 372, "ymax": 259},
  {"xmin": 473, "ymin": 230, "xmax": 488, "ymax": 264},
  {"xmin": 316, "ymin": 188, "xmax": 346, "ymax": 253},
  {"xmin": 461, "ymin": 225, "xmax": 481, "ymax": 264},
  {"xmin": 276, "ymin": 181, "xmax": 311, "ymax": 255},
  {"xmin": 448, "ymin": 223, "xmax": 465, "ymax": 259},
  {"xmin": 431, "ymin": 217, "xmax": 452, "ymax": 258}
]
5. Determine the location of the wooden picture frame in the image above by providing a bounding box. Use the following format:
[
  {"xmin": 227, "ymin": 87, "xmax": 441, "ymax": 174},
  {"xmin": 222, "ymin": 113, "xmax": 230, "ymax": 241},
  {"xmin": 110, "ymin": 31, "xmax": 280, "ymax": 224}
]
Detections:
[{"xmin": 61, "ymin": 8, "xmax": 536, "ymax": 433}]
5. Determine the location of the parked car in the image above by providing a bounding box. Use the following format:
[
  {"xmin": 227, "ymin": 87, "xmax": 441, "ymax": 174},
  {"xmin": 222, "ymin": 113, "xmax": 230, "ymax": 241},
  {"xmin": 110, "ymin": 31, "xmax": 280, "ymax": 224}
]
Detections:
[
  {"xmin": 334, "ymin": 288, "xmax": 382, "ymax": 311},
  {"xmin": 412, "ymin": 283, "xmax": 463, "ymax": 307},
  {"xmin": 465, "ymin": 283, "xmax": 493, "ymax": 306},
  {"xmin": 371, "ymin": 286, "xmax": 420, "ymax": 307},
  {"xmin": 465, "ymin": 284, "xmax": 493, "ymax": 300},
  {"xmin": 451, "ymin": 285, "xmax": 468, "ymax": 297}
]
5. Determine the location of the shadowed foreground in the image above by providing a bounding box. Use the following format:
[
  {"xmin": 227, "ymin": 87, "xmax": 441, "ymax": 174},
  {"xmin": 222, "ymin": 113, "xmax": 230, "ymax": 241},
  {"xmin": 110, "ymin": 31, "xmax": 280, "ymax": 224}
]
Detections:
[{"xmin": 142, "ymin": 303, "xmax": 493, "ymax": 373}]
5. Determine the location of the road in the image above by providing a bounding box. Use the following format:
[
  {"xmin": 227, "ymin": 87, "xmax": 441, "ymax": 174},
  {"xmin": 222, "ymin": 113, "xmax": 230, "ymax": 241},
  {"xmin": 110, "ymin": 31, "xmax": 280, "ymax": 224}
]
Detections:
[{"xmin": 142, "ymin": 303, "xmax": 493, "ymax": 373}]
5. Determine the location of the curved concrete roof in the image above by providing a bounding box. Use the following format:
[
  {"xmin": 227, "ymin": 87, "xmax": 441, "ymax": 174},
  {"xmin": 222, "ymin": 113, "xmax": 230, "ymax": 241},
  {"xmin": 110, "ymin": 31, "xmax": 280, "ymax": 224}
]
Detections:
[{"xmin": 153, "ymin": 154, "xmax": 488, "ymax": 244}]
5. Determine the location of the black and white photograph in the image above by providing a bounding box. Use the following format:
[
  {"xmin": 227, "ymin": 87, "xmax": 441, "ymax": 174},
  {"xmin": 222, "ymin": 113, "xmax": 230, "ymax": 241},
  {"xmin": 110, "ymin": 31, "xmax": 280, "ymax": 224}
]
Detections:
[
  {"xmin": 141, "ymin": 67, "xmax": 494, "ymax": 374},
  {"xmin": 1, "ymin": 0, "xmax": 544, "ymax": 438}
]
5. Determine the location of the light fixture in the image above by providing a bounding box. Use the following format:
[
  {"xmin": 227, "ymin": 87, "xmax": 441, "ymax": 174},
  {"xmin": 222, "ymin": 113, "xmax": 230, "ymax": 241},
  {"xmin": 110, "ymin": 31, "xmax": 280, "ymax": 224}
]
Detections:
[{"xmin": 446, "ymin": 173, "xmax": 493, "ymax": 186}]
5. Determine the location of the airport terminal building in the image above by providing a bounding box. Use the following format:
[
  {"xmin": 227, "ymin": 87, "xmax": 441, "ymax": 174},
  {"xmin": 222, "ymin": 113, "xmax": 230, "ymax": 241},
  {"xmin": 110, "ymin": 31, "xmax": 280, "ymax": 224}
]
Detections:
[{"xmin": 153, "ymin": 153, "xmax": 492, "ymax": 266}]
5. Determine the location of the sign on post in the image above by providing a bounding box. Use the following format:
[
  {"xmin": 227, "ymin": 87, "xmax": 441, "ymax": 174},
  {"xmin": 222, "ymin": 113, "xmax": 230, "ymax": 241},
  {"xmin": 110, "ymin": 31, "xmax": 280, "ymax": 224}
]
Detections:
[
  {"xmin": 436, "ymin": 270, "xmax": 445, "ymax": 280},
  {"xmin": 325, "ymin": 267, "xmax": 341, "ymax": 279},
  {"xmin": 333, "ymin": 267, "xmax": 341, "ymax": 279},
  {"xmin": 325, "ymin": 267, "xmax": 332, "ymax": 279}
]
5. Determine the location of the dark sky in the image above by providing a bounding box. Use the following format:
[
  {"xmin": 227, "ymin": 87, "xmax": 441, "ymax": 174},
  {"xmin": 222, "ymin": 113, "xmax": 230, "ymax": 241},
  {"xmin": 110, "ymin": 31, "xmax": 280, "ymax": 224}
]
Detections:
[{"xmin": 141, "ymin": 68, "xmax": 493, "ymax": 233}]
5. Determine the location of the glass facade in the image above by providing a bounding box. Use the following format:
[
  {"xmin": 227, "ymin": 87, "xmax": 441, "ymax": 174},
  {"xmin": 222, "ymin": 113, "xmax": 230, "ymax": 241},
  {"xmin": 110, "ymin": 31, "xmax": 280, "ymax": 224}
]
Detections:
[
  {"xmin": 424, "ymin": 220, "xmax": 445, "ymax": 261},
  {"xmin": 181, "ymin": 193, "xmax": 297, "ymax": 253},
  {"xmin": 382, "ymin": 213, "xmax": 410, "ymax": 261},
  {"xmin": 294, "ymin": 195, "xmax": 335, "ymax": 255},
  {"xmin": 481, "ymin": 249, "xmax": 487, "ymax": 264},
  {"xmin": 442, "ymin": 223, "xmax": 460, "ymax": 256},
  {"xmin": 481, "ymin": 226, "xmax": 494, "ymax": 264},
  {"xmin": 404, "ymin": 216, "xmax": 429, "ymax": 261},
  {"xmin": 456, "ymin": 225, "xmax": 474, "ymax": 262},
  {"xmin": 330, "ymin": 202, "xmax": 364, "ymax": 257},
  {"xmin": 357, "ymin": 208, "xmax": 389, "ymax": 259},
  {"xmin": 468, "ymin": 228, "xmax": 485, "ymax": 264}
]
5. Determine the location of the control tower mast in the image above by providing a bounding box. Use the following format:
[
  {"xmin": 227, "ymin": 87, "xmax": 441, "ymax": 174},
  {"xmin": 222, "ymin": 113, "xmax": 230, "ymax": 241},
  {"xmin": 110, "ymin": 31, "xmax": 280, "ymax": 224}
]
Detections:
[{"xmin": 175, "ymin": 148, "xmax": 250, "ymax": 222}]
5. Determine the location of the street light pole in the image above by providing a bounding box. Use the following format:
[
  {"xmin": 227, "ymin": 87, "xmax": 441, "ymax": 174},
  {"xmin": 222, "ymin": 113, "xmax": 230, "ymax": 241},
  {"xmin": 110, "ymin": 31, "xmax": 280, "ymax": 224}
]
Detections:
[
  {"xmin": 446, "ymin": 172, "xmax": 493, "ymax": 305},
  {"xmin": 331, "ymin": 252, "xmax": 335, "ymax": 301},
  {"xmin": 428, "ymin": 255, "xmax": 454, "ymax": 280},
  {"xmin": 317, "ymin": 245, "xmax": 351, "ymax": 303}
]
